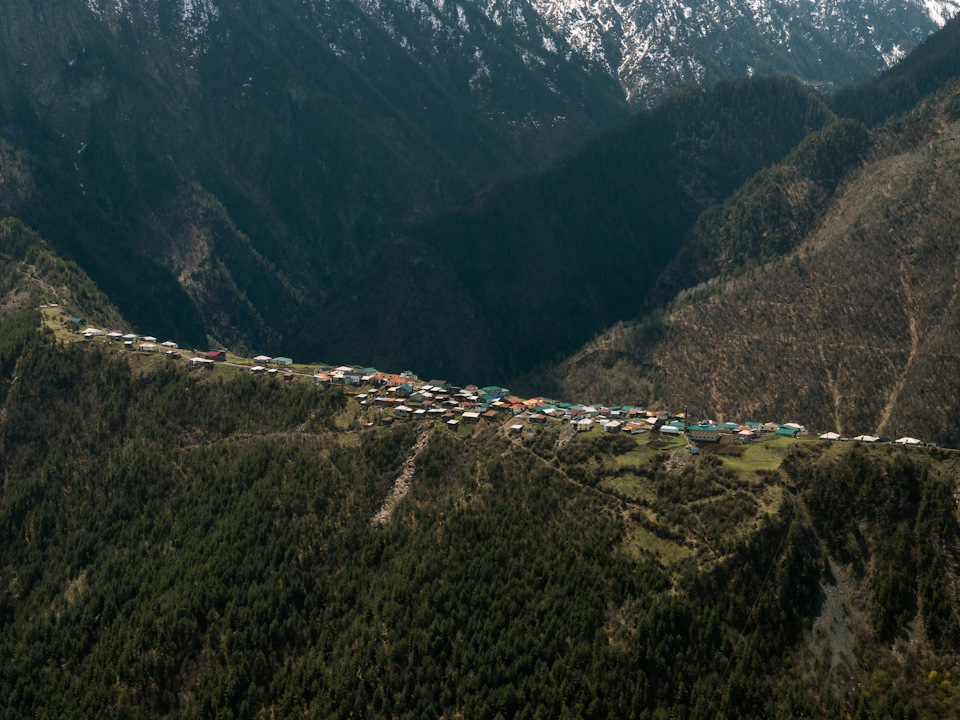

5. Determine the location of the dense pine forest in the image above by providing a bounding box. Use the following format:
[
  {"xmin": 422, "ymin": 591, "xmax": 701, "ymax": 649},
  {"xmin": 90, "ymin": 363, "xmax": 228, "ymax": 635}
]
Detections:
[{"xmin": 2, "ymin": 307, "xmax": 960, "ymax": 718}]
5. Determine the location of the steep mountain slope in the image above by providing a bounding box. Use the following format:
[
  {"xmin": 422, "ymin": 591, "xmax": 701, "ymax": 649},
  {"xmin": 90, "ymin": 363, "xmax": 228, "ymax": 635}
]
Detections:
[
  {"xmin": 2, "ymin": 308, "xmax": 960, "ymax": 717},
  {"xmin": 829, "ymin": 12, "xmax": 960, "ymax": 125},
  {"xmin": 0, "ymin": 217, "xmax": 125, "ymax": 329},
  {"xmin": 531, "ymin": 0, "xmax": 960, "ymax": 104},
  {"xmin": 301, "ymin": 75, "xmax": 836, "ymax": 384},
  {"xmin": 0, "ymin": 0, "xmax": 624, "ymax": 350},
  {"xmin": 542, "ymin": 79, "xmax": 960, "ymax": 447}
]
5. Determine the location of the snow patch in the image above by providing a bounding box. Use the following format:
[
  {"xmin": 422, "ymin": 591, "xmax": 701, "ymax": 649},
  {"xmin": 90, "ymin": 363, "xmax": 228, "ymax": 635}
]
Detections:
[
  {"xmin": 882, "ymin": 43, "xmax": 907, "ymax": 67},
  {"xmin": 469, "ymin": 48, "xmax": 491, "ymax": 89}
]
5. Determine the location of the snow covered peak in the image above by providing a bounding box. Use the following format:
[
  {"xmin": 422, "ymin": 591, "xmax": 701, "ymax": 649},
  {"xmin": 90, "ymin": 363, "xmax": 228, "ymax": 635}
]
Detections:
[{"xmin": 526, "ymin": 0, "xmax": 960, "ymax": 104}]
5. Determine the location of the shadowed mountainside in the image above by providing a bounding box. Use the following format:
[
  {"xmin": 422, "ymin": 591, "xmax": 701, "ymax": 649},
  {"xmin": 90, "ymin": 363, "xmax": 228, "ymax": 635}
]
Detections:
[{"xmin": 300, "ymin": 75, "xmax": 837, "ymax": 384}]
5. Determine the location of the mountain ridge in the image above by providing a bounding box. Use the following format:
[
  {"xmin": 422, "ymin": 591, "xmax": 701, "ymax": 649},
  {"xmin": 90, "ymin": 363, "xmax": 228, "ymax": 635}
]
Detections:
[
  {"xmin": 539, "ymin": 77, "xmax": 960, "ymax": 447},
  {"xmin": 530, "ymin": 0, "xmax": 960, "ymax": 104}
]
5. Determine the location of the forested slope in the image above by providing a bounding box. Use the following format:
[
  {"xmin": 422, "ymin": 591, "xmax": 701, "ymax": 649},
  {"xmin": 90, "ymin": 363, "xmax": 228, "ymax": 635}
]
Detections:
[
  {"xmin": 542, "ymin": 77, "xmax": 960, "ymax": 448},
  {"xmin": 2, "ymin": 309, "xmax": 960, "ymax": 718},
  {"xmin": 0, "ymin": 217, "xmax": 124, "ymax": 329}
]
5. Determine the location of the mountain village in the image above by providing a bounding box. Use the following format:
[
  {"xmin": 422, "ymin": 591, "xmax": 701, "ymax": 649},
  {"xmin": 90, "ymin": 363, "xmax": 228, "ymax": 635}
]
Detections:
[{"xmin": 63, "ymin": 311, "xmax": 932, "ymax": 450}]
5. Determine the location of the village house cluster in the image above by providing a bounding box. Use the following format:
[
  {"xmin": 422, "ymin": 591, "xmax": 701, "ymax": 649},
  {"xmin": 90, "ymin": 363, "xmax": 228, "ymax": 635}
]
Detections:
[
  {"xmin": 66, "ymin": 316, "xmax": 931, "ymax": 448},
  {"xmin": 311, "ymin": 369, "xmax": 929, "ymax": 447}
]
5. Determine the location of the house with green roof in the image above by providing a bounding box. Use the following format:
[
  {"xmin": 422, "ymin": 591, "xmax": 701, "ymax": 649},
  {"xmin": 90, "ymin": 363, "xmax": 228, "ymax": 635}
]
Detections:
[{"xmin": 687, "ymin": 425, "xmax": 720, "ymax": 443}]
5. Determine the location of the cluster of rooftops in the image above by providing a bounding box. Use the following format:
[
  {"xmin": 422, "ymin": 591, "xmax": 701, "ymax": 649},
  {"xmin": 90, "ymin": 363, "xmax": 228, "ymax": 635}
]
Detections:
[
  {"xmin": 67, "ymin": 318, "xmax": 930, "ymax": 447},
  {"xmin": 313, "ymin": 370, "xmax": 932, "ymax": 447}
]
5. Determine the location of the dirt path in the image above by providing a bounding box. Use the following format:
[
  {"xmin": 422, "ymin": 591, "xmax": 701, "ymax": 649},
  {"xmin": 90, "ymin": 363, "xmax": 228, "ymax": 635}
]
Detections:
[
  {"xmin": 371, "ymin": 428, "xmax": 435, "ymax": 526},
  {"xmin": 818, "ymin": 344, "xmax": 843, "ymax": 434},
  {"xmin": 876, "ymin": 258, "xmax": 919, "ymax": 436}
]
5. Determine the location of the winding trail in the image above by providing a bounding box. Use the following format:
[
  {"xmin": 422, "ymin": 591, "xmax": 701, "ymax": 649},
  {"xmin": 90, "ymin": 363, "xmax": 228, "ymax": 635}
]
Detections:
[{"xmin": 876, "ymin": 259, "xmax": 919, "ymax": 437}]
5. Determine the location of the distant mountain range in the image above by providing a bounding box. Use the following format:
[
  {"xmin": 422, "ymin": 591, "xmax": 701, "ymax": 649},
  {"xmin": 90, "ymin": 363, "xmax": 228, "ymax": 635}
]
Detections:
[{"xmin": 531, "ymin": 0, "xmax": 960, "ymax": 104}]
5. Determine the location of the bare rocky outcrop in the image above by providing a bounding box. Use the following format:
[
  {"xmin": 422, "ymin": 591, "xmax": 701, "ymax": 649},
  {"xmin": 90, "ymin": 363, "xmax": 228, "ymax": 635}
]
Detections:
[{"xmin": 371, "ymin": 429, "xmax": 435, "ymax": 526}]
